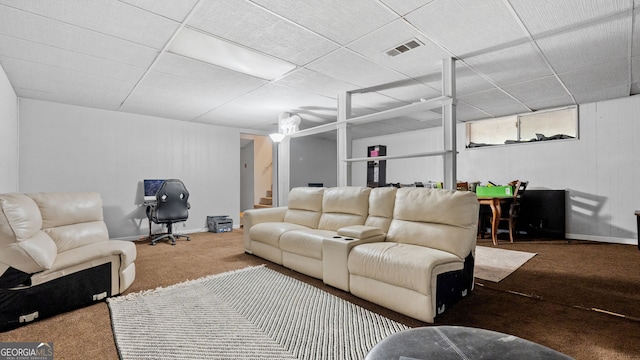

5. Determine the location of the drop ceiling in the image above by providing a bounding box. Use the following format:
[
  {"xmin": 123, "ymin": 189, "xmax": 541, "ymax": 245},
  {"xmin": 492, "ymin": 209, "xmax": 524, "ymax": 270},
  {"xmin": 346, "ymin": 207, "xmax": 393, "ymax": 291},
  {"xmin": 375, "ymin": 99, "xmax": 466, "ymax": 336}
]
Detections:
[{"xmin": 0, "ymin": 0, "xmax": 638, "ymax": 139}]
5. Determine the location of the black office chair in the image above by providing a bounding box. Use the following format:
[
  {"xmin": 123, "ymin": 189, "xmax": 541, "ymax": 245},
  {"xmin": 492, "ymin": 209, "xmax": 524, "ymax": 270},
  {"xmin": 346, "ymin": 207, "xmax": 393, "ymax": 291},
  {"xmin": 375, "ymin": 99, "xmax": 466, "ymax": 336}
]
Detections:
[{"xmin": 146, "ymin": 179, "xmax": 191, "ymax": 245}]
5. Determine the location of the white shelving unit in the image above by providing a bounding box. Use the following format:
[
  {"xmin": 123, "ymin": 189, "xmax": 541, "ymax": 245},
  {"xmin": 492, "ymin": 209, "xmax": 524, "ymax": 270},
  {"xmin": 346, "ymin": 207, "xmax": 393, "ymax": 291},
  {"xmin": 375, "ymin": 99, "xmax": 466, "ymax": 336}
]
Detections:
[{"xmin": 275, "ymin": 57, "xmax": 458, "ymax": 204}]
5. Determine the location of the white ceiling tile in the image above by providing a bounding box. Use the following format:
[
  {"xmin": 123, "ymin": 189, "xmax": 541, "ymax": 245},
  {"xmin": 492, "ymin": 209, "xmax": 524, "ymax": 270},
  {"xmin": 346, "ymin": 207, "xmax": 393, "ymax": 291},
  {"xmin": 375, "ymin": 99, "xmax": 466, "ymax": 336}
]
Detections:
[
  {"xmin": 119, "ymin": 0, "xmax": 198, "ymax": 22},
  {"xmin": 403, "ymin": 111, "xmax": 442, "ymax": 123},
  {"xmin": 275, "ymin": 68, "xmax": 358, "ymax": 99},
  {"xmin": 306, "ymin": 48, "xmax": 409, "ymax": 88},
  {"xmin": 152, "ymin": 53, "xmax": 269, "ymax": 92},
  {"xmin": 417, "ymin": 64, "xmax": 494, "ymax": 96},
  {"xmin": 536, "ymin": 18, "xmax": 630, "ymax": 73},
  {"xmin": 119, "ymin": 88, "xmax": 217, "ymax": 121},
  {"xmin": 347, "ymin": 19, "xmax": 451, "ymax": 78},
  {"xmin": 558, "ymin": 59, "xmax": 629, "ymax": 103},
  {"xmin": 0, "ymin": 0, "xmax": 180, "ymax": 49},
  {"xmin": 377, "ymin": 80, "xmax": 441, "ymax": 103},
  {"xmin": 508, "ymin": 0, "xmax": 629, "ymax": 37},
  {"xmin": 525, "ymin": 96, "xmax": 575, "ymax": 111},
  {"xmin": 188, "ymin": 0, "xmax": 338, "ymax": 66},
  {"xmin": 379, "ymin": 0, "xmax": 435, "ymax": 16},
  {"xmin": 121, "ymin": 61, "xmax": 269, "ymax": 120},
  {"xmin": 464, "ymin": 42, "xmax": 552, "ymax": 86},
  {"xmin": 195, "ymin": 84, "xmax": 337, "ymax": 129},
  {"xmin": 486, "ymin": 103, "xmax": 532, "ymax": 118},
  {"xmin": 7, "ymin": 68, "xmax": 128, "ymax": 110},
  {"xmin": 0, "ymin": 35, "xmax": 145, "ymax": 84},
  {"xmin": 250, "ymin": 0, "xmax": 397, "ymax": 45},
  {"xmin": 1, "ymin": 56, "xmax": 136, "ymax": 95},
  {"xmin": 502, "ymin": 76, "xmax": 571, "ymax": 105},
  {"xmin": 456, "ymin": 102, "xmax": 491, "ymax": 122},
  {"xmin": 0, "ymin": 6, "xmax": 158, "ymax": 67},
  {"xmin": 573, "ymin": 84, "xmax": 630, "ymax": 104},
  {"xmin": 406, "ymin": 0, "xmax": 525, "ymax": 57},
  {"xmin": 351, "ymin": 92, "xmax": 407, "ymax": 112},
  {"xmin": 18, "ymin": 86, "xmax": 126, "ymax": 110},
  {"xmin": 458, "ymin": 88, "xmax": 524, "ymax": 111}
]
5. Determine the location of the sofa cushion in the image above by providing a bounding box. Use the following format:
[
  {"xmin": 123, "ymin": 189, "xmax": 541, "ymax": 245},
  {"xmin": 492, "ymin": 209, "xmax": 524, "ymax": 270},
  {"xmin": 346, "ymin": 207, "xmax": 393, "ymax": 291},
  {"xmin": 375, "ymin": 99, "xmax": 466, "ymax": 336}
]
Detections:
[
  {"xmin": 318, "ymin": 187, "xmax": 370, "ymax": 231},
  {"xmin": 337, "ymin": 225, "xmax": 384, "ymax": 239},
  {"xmin": 393, "ymin": 188, "xmax": 478, "ymax": 229},
  {"xmin": 0, "ymin": 193, "xmax": 42, "ymax": 243},
  {"xmin": 280, "ymin": 229, "xmax": 336, "ymax": 260},
  {"xmin": 348, "ymin": 242, "xmax": 463, "ymax": 295},
  {"xmin": 45, "ymin": 221, "xmax": 109, "ymax": 253},
  {"xmin": 283, "ymin": 187, "xmax": 324, "ymax": 228},
  {"xmin": 0, "ymin": 194, "xmax": 58, "ymax": 273},
  {"xmin": 364, "ymin": 187, "xmax": 396, "ymax": 232},
  {"xmin": 249, "ymin": 222, "xmax": 311, "ymax": 248},
  {"xmin": 28, "ymin": 192, "xmax": 104, "ymax": 229},
  {"xmin": 388, "ymin": 188, "xmax": 478, "ymax": 259}
]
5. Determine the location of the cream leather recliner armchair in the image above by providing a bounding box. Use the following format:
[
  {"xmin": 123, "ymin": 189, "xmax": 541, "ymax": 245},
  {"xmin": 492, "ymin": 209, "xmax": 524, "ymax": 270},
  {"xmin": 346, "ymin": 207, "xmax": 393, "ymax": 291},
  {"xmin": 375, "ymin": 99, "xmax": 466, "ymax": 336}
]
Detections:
[
  {"xmin": 348, "ymin": 188, "xmax": 479, "ymax": 322},
  {"xmin": 0, "ymin": 192, "xmax": 136, "ymax": 330}
]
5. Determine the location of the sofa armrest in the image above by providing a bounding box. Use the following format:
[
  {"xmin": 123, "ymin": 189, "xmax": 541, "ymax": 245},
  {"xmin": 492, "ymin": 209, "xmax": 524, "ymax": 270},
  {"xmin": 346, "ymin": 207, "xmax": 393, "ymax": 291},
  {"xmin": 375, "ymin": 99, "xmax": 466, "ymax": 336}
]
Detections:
[
  {"xmin": 244, "ymin": 207, "xmax": 287, "ymax": 227},
  {"xmin": 337, "ymin": 225, "xmax": 385, "ymax": 240},
  {"xmin": 322, "ymin": 232, "xmax": 386, "ymax": 291},
  {"xmin": 243, "ymin": 207, "xmax": 288, "ymax": 253}
]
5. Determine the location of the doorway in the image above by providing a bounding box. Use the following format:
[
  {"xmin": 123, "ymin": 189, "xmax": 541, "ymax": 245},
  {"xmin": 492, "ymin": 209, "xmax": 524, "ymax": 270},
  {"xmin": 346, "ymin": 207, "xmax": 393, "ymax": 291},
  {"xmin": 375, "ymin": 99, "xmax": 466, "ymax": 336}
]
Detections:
[{"xmin": 240, "ymin": 134, "xmax": 273, "ymax": 225}]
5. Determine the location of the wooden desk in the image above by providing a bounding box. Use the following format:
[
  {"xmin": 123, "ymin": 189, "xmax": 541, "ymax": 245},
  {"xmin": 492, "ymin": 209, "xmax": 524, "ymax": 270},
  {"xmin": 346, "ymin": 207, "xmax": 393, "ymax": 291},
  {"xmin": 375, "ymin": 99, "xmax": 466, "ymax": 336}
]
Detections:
[{"xmin": 477, "ymin": 195, "xmax": 513, "ymax": 245}]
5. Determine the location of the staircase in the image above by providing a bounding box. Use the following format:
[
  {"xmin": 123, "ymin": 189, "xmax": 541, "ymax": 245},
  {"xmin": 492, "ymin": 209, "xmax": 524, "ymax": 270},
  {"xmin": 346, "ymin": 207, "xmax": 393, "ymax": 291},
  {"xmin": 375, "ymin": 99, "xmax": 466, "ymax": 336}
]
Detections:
[{"xmin": 254, "ymin": 188, "xmax": 272, "ymax": 209}]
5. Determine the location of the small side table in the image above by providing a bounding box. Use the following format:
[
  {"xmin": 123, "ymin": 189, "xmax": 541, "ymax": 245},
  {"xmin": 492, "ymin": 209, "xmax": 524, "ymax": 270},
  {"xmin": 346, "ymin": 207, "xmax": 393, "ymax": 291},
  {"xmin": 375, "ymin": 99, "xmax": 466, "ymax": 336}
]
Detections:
[
  {"xmin": 635, "ymin": 210, "xmax": 640, "ymax": 250},
  {"xmin": 365, "ymin": 326, "xmax": 573, "ymax": 360}
]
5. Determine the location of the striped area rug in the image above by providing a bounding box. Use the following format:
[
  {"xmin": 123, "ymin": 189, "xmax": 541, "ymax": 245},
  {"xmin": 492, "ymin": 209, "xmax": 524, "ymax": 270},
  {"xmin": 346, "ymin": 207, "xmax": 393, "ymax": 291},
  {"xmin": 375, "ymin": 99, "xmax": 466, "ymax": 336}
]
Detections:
[{"xmin": 107, "ymin": 266, "xmax": 408, "ymax": 359}]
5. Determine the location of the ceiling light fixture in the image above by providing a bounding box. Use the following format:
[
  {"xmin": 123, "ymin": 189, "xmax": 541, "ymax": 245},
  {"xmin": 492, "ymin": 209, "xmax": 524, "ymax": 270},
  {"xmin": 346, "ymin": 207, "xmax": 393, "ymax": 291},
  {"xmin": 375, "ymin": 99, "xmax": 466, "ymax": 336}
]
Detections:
[
  {"xmin": 168, "ymin": 27, "xmax": 297, "ymax": 80},
  {"xmin": 269, "ymin": 133, "xmax": 285, "ymax": 143}
]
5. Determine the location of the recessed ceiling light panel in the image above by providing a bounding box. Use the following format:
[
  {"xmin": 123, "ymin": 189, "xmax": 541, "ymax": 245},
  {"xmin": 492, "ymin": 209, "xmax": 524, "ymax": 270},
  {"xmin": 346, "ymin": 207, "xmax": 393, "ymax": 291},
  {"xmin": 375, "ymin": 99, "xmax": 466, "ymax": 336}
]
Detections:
[{"xmin": 169, "ymin": 27, "xmax": 296, "ymax": 80}]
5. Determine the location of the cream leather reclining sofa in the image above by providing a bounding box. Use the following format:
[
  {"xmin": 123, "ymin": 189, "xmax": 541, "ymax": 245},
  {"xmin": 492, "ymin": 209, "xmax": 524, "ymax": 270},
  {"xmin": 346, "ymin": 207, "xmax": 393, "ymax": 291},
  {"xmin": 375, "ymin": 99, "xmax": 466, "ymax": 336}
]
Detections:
[
  {"xmin": 244, "ymin": 186, "xmax": 479, "ymax": 323},
  {"xmin": 0, "ymin": 192, "xmax": 136, "ymax": 330}
]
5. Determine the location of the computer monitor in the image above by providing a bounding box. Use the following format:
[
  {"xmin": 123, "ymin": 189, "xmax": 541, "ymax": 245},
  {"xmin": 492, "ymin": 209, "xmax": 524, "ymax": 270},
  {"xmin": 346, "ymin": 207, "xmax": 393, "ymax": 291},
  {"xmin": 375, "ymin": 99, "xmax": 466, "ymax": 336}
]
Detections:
[{"xmin": 143, "ymin": 179, "xmax": 165, "ymax": 202}]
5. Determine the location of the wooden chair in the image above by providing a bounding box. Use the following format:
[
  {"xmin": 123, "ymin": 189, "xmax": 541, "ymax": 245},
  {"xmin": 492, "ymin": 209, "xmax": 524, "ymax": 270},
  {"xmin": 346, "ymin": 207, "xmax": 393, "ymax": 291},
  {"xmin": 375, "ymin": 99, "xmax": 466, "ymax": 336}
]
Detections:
[{"xmin": 498, "ymin": 180, "xmax": 528, "ymax": 243}]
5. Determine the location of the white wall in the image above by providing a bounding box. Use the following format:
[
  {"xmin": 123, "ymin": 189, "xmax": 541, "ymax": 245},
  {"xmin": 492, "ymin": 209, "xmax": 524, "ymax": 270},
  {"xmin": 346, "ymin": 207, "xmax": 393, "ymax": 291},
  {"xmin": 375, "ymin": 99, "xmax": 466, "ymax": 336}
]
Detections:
[
  {"xmin": 0, "ymin": 64, "xmax": 18, "ymax": 193},
  {"xmin": 19, "ymin": 99, "xmax": 240, "ymax": 239},
  {"xmin": 290, "ymin": 136, "xmax": 337, "ymax": 188},
  {"xmin": 352, "ymin": 95, "xmax": 640, "ymax": 245}
]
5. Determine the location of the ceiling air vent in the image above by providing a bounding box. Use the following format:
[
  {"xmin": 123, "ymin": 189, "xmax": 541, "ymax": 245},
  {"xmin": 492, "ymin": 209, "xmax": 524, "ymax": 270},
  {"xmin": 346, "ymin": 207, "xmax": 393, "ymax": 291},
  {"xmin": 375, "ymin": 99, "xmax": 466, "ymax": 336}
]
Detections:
[{"xmin": 385, "ymin": 38, "xmax": 424, "ymax": 57}]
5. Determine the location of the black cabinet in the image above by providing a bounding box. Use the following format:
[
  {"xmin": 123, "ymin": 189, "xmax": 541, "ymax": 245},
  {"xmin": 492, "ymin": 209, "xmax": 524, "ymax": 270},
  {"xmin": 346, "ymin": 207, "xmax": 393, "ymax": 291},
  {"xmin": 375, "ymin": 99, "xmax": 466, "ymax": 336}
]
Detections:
[{"xmin": 517, "ymin": 190, "xmax": 566, "ymax": 239}]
